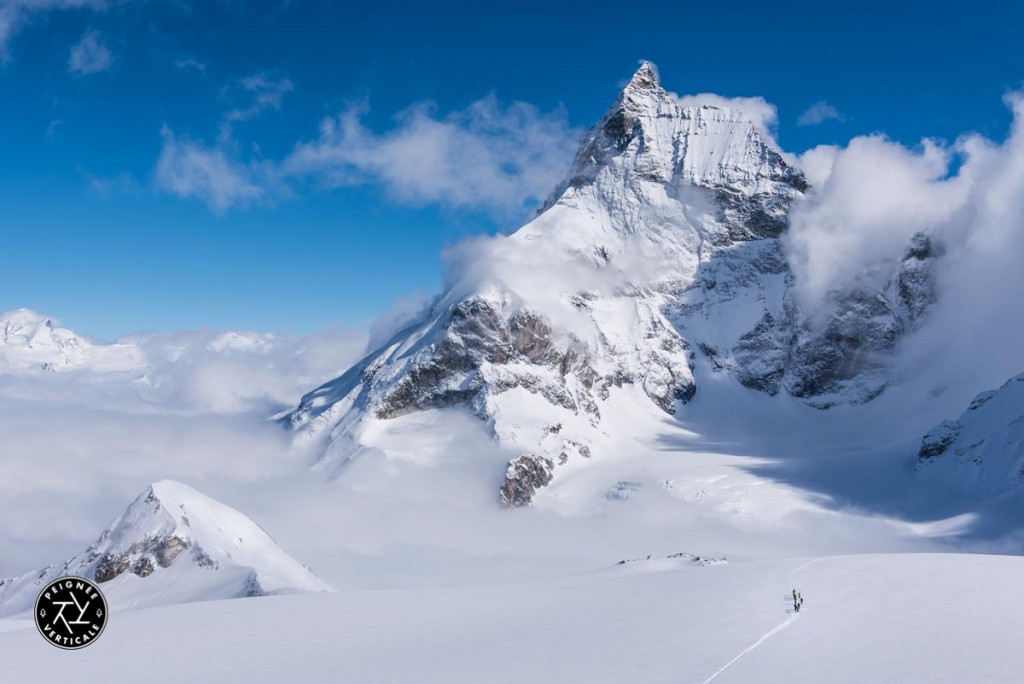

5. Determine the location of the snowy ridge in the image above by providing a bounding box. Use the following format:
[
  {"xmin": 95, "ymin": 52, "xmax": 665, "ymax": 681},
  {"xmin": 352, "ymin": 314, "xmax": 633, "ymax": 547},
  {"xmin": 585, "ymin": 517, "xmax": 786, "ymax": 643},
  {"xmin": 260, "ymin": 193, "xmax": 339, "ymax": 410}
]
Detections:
[
  {"xmin": 0, "ymin": 480, "xmax": 329, "ymax": 616},
  {"xmin": 3, "ymin": 554, "xmax": 1023, "ymax": 683},
  {"xmin": 916, "ymin": 371, "xmax": 1024, "ymax": 495}
]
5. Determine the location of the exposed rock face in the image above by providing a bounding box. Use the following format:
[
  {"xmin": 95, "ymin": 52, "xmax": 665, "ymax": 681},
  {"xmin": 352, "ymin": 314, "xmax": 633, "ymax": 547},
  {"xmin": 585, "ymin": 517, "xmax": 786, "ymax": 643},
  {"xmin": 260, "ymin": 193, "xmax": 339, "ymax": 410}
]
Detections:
[
  {"xmin": 677, "ymin": 225, "xmax": 940, "ymax": 408},
  {"xmin": 132, "ymin": 556, "xmax": 155, "ymax": 578},
  {"xmin": 782, "ymin": 232, "xmax": 940, "ymax": 406},
  {"xmin": 284, "ymin": 63, "xmax": 939, "ymax": 501},
  {"xmin": 94, "ymin": 554, "xmax": 130, "ymax": 583},
  {"xmin": 0, "ymin": 480, "xmax": 330, "ymax": 617},
  {"xmin": 918, "ymin": 420, "xmax": 962, "ymax": 461},
  {"xmin": 915, "ymin": 372, "xmax": 1024, "ymax": 496},
  {"xmin": 500, "ymin": 455, "xmax": 555, "ymax": 507}
]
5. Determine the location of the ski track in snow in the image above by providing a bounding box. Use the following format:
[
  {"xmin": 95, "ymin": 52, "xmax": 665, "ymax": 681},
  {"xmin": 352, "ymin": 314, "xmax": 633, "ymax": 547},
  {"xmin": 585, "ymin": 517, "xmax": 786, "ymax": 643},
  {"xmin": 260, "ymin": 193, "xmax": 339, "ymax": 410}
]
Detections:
[{"xmin": 699, "ymin": 558, "xmax": 822, "ymax": 684}]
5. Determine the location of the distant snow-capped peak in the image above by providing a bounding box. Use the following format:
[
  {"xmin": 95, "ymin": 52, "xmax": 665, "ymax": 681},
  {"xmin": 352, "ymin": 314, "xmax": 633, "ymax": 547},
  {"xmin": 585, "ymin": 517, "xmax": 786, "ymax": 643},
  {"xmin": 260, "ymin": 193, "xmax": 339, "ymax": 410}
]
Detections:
[{"xmin": 0, "ymin": 308, "xmax": 141, "ymax": 373}]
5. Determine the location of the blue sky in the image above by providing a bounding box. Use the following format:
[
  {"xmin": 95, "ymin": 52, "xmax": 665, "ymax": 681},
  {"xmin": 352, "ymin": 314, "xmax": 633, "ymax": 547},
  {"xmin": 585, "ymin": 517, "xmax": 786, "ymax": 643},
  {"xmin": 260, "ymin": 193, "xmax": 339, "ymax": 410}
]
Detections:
[{"xmin": 1, "ymin": 0, "xmax": 1021, "ymax": 339}]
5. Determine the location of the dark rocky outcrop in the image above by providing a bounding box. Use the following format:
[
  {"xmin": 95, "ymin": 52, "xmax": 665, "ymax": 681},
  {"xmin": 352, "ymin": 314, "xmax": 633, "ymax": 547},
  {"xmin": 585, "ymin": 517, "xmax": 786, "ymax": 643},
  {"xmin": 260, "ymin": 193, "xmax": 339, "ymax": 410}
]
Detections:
[
  {"xmin": 918, "ymin": 420, "xmax": 962, "ymax": 461},
  {"xmin": 499, "ymin": 454, "xmax": 554, "ymax": 507}
]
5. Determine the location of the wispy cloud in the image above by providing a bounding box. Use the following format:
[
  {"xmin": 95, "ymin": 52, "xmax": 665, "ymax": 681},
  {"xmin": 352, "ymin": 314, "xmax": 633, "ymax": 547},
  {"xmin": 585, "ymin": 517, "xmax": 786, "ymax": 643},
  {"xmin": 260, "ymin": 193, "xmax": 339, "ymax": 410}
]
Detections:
[
  {"xmin": 154, "ymin": 127, "xmax": 272, "ymax": 214},
  {"xmin": 797, "ymin": 100, "xmax": 845, "ymax": 126},
  {"xmin": 152, "ymin": 71, "xmax": 298, "ymax": 213},
  {"xmin": 0, "ymin": 0, "xmax": 105, "ymax": 60},
  {"xmin": 223, "ymin": 72, "xmax": 294, "ymax": 124},
  {"xmin": 174, "ymin": 58, "xmax": 207, "ymax": 75},
  {"xmin": 85, "ymin": 170, "xmax": 141, "ymax": 197},
  {"xmin": 68, "ymin": 29, "xmax": 112, "ymax": 74}
]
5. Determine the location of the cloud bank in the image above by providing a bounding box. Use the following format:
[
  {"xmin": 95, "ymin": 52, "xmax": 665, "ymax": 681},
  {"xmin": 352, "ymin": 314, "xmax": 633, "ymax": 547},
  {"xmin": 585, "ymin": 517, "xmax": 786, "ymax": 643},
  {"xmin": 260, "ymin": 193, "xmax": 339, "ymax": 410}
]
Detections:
[{"xmin": 788, "ymin": 92, "xmax": 1024, "ymax": 396}]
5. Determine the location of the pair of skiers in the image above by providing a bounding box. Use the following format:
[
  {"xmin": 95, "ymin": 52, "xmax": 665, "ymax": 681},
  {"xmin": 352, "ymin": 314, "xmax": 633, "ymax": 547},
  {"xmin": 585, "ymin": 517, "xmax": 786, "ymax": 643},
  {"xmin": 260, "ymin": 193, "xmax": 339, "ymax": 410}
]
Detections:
[{"xmin": 792, "ymin": 589, "xmax": 804, "ymax": 612}]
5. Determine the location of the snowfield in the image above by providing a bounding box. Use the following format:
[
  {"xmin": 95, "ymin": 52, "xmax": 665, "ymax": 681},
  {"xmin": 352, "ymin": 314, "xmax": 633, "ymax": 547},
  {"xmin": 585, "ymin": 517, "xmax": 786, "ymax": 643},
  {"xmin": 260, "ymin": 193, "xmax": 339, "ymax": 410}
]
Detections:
[{"xmin": 1, "ymin": 553, "xmax": 1021, "ymax": 683}]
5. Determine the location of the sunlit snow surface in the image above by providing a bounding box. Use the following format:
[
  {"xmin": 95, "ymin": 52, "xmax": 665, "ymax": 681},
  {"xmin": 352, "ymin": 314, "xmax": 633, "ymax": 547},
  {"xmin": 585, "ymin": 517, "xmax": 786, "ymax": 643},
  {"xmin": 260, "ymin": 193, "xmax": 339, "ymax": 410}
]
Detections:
[{"xmin": 1, "ymin": 553, "xmax": 1021, "ymax": 683}]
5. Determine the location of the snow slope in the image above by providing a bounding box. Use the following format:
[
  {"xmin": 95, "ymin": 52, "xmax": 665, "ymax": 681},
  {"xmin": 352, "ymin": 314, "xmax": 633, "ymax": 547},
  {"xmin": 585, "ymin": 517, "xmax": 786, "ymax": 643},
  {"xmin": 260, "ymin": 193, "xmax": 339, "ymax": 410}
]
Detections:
[
  {"xmin": 0, "ymin": 553, "xmax": 1019, "ymax": 683},
  {"xmin": 916, "ymin": 371, "xmax": 1024, "ymax": 495},
  {"xmin": 0, "ymin": 480, "xmax": 329, "ymax": 616}
]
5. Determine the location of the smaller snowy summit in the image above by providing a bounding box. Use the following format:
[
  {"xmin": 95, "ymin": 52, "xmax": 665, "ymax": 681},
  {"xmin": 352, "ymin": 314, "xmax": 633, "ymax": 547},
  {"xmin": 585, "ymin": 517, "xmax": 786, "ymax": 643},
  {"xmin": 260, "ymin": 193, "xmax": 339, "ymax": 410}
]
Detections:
[
  {"xmin": 0, "ymin": 480, "xmax": 330, "ymax": 616},
  {"xmin": 0, "ymin": 308, "xmax": 142, "ymax": 373}
]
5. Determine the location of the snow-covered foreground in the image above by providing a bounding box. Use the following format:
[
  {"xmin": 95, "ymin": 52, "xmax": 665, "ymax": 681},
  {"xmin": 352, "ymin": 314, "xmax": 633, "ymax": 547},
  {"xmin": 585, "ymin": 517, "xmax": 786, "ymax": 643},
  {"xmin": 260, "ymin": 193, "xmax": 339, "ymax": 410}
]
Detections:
[{"xmin": 1, "ymin": 552, "xmax": 1019, "ymax": 683}]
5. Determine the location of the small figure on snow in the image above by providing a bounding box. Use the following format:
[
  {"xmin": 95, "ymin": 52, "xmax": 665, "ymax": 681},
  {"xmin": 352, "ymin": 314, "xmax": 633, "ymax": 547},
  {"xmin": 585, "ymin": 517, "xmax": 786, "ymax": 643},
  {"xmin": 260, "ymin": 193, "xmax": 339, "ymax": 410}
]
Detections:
[{"xmin": 793, "ymin": 591, "xmax": 804, "ymax": 613}]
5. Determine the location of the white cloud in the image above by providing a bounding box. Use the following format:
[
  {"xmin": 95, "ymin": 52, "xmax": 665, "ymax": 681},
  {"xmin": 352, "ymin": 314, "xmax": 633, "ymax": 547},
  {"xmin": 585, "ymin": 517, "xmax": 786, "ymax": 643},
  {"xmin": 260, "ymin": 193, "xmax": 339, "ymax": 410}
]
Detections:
[
  {"xmin": 156, "ymin": 95, "xmax": 580, "ymax": 216},
  {"xmin": 797, "ymin": 100, "xmax": 845, "ymax": 126},
  {"xmin": 282, "ymin": 96, "xmax": 579, "ymax": 215},
  {"xmin": 85, "ymin": 170, "xmax": 140, "ymax": 197},
  {"xmin": 124, "ymin": 327, "xmax": 369, "ymax": 415},
  {"xmin": 366, "ymin": 291, "xmax": 434, "ymax": 349},
  {"xmin": 672, "ymin": 92, "xmax": 779, "ymax": 146},
  {"xmin": 67, "ymin": 28, "xmax": 112, "ymax": 75},
  {"xmin": 224, "ymin": 72, "xmax": 294, "ymax": 124},
  {"xmin": 0, "ymin": 0, "xmax": 104, "ymax": 59},
  {"xmin": 153, "ymin": 127, "xmax": 272, "ymax": 214},
  {"xmin": 174, "ymin": 58, "xmax": 207, "ymax": 75},
  {"xmin": 795, "ymin": 144, "xmax": 840, "ymax": 189},
  {"xmin": 152, "ymin": 72, "xmax": 298, "ymax": 212},
  {"xmin": 786, "ymin": 91, "xmax": 1024, "ymax": 396},
  {"xmin": 786, "ymin": 135, "xmax": 967, "ymax": 306}
]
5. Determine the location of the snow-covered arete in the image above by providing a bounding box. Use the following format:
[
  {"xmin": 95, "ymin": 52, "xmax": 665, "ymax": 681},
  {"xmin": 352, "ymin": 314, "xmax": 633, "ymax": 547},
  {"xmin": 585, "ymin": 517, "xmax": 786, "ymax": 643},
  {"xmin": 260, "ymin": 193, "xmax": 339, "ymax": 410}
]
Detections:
[
  {"xmin": 0, "ymin": 480, "xmax": 329, "ymax": 616},
  {"xmin": 916, "ymin": 371, "xmax": 1024, "ymax": 495}
]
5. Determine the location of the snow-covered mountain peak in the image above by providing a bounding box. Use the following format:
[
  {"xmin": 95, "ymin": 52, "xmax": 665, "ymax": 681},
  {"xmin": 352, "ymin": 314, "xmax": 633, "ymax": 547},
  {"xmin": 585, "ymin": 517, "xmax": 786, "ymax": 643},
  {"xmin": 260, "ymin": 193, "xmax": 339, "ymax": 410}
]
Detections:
[
  {"xmin": 0, "ymin": 308, "xmax": 93, "ymax": 370},
  {"xmin": 626, "ymin": 61, "xmax": 659, "ymax": 89},
  {"xmin": 0, "ymin": 480, "xmax": 329, "ymax": 616},
  {"xmin": 284, "ymin": 63, "xmax": 934, "ymax": 502},
  {"xmin": 540, "ymin": 63, "xmax": 805, "ymax": 249},
  {"xmin": 0, "ymin": 307, "xmax": 145, "ymax": 373},
  {"xmin": 3, "ymin": 308, "xmax": 59, "ymax": 345},
  {"xmin": 91, "ymin": 480, "xmax": 328, "ymax": 593},
  {"xmin": 616, "ymin": 61, "xmax": 663, "ymax": 112},
  {"xmin": 1, "ymin": 307, "xmax": 49, "ymax": 326}
]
